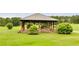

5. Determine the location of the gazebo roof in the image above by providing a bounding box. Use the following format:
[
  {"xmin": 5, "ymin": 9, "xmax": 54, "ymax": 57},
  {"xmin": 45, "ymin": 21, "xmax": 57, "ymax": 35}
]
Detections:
[{"xmin": 21, "ymin": 13, "xmax": 58, "ymax": 21}]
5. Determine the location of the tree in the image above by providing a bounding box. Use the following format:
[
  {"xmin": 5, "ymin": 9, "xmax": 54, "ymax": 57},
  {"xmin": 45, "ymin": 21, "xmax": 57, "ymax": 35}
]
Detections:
[
  {"xmin": 70, "ymin": 15, "xmax": 79, "ymax": 24},
  {"xmin": 0, "ymin": 17, "xmax": 6, "ymax": 26},
  {"xmin": 5, "ymin": 17, "xmax": 11, "ymax": 24},
  {"xmin": 51, "ymin": 16, "xmax": 71, "ymax": 23},
  {"xmin": 11, "ymin": 17, "xmax": 21, "ymax": 26}
]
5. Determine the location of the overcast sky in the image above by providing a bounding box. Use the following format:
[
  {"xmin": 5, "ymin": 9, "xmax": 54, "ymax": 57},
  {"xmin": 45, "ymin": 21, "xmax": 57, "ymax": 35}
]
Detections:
[{"xmin": 0, "ymin": 13, "xmax": 79, "ymax": 18}]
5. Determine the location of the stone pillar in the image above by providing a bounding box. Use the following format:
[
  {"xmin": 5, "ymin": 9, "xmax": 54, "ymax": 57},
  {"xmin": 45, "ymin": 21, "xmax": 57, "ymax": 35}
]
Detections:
[
  {"xmin": 22, "ymin": 21, "xmax": 25, "ymax": 31},
  {"xmin": 50, "ymin": 22, "xmax": 53, "ymax": 31},
  {"xmin": 52, "ymin": 22, "xmax": 54, "ymax": 31},
  {"xmin": 38, "ymin": 22, "xmax": 41, "ymax": 32},
  {"xmin": 52, "ymin": 21, "xmax": 54, "ymax": 31},
  {"xmin": 19, "ymin": 21, "xmax": 25, "ymax": 32}
]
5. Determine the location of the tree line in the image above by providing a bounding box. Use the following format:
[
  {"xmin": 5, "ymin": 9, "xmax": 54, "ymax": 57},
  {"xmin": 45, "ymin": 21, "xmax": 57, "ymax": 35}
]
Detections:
[
  {"xmin": 0, "ymin": 17, "xmax": 21, "ymax": 26},
  {"xmin": 0, "ymin": 15, "xmax": 79, "ymax": 27},
  {"xmin": 51, "ymin": 15, "xmax": 79, "ymax": 24}
]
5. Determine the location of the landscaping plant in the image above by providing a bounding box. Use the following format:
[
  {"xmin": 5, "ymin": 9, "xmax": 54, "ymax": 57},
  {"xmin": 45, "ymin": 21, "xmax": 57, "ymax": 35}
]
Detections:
[
  {"xmin": 57, "ymin": 23, "xmax": 73, "ymax": 34},
  {"xmin": 28, "ymin": 25, "xmax": 38, "ymax": 35},
  {"xmin": 6, "ymin": 23, "xmax": 13, "ymax": 30}
]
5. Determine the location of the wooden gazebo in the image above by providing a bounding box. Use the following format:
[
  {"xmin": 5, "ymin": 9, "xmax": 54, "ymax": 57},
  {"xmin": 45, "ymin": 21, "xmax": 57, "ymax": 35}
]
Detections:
[{"xmin": 19, "ymin": 13, "xmax": 58, "ymax": 32}]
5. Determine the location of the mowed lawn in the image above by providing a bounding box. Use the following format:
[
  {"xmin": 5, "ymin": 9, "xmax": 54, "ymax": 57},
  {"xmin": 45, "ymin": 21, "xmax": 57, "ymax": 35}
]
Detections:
[{"xmin": 0, "ymin": 24, "xmax": 79, "ymax": 46}]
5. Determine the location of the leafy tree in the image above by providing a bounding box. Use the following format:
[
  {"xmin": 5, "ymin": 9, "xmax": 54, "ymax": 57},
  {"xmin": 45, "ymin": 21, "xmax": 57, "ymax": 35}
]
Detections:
[
  {"xmin": 0, "ymin": 17, "xmax": 6, "ymax": 26},
  {"xmin": 5, "ymin": 17, "xmax": 11, "ymax": 24},
  {"xmin": 11, "ymin": 17, "xmax": 21, "ymax": 26},
  {"xmin": 70, "ymin": 15, "xmax": 79, "ymax": 24},
  {"xmin": 51, "ymin": 16, "xmax": 71, "ymax": 23}
]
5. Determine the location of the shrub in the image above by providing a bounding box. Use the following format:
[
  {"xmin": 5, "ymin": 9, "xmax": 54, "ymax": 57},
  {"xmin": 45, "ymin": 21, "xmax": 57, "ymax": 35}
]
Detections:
[
  {"xmin": 6, "ymin": 23, "xmax": 13, "ymax": 30},
  {"xmin": 28, "ymin": 25, "xmax": 38, "ymax": 35},
  {"xmin": 57, "ymin": 23, "xmax": 73, "ymax": 34},
  {"xmin": 27, "ymin": 23, "xmax": 33, "ymax": 29}
]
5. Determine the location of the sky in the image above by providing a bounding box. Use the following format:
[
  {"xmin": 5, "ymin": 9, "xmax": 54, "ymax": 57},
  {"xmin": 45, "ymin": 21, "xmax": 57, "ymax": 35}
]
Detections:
[{"xmin": 0, "ymin": 13, "xmax": 79, "ymax": 18}]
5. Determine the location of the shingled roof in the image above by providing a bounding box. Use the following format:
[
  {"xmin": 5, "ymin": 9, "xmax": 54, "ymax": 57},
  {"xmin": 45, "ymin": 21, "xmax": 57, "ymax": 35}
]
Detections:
[{"xmin": 21, "ymin": 13, "xmax": 58, "ymax": 21}]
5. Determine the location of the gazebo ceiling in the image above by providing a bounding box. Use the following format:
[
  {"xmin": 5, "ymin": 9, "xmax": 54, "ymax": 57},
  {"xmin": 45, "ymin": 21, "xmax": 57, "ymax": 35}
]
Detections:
[{"xmin": 21, "ymin": 13, "xmax": 58, "ymax": 21}]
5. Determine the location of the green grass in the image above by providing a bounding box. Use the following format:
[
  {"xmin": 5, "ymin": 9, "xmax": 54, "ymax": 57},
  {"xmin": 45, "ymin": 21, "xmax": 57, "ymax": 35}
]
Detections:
[
  {"xmin": 0, "ymin": 24, "xmax": 79, "ymax": 46},
  {"xmin": 71, "ymin": 24, "xmax": 79, "ymax": 31}
]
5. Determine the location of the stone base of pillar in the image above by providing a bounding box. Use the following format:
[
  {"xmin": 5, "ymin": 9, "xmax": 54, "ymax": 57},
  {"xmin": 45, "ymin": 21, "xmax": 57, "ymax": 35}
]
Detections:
[
  {"xmin": 19, "ymin": 21, "xmax": 26, "ymax": 33},
  {"xmin": 18, "ymin": 29, "xmax": 27, "ymax": 33}
]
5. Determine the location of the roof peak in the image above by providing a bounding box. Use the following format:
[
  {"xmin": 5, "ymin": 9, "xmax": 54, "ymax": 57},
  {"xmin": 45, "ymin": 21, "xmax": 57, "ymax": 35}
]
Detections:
[
  {"xmin": 31, "ymin": 13, "xmax": 43, "ymax": 15},
  {"xmin": 22, "ymin": 13, "xmax": 58, "ymax": 21}
]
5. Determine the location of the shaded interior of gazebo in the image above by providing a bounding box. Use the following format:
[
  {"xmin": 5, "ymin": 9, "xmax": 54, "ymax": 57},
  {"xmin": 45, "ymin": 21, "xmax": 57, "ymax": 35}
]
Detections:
[{"xmin": 19, "ymin": 13, "xmax": 58, "ymax": 32}]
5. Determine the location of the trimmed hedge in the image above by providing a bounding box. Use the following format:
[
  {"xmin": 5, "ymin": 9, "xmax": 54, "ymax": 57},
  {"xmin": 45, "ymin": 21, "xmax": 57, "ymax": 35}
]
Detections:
[
  {"xmin": 57, "ymin": 23, "xmax": 73, "ymax": 34},
  {"xmin": 6, "ymin": 23, "xmax": 13, "ymax": 30},
  {"xmin": 28, "ymin": 25, "xmax": 38, "ymax": 35}
]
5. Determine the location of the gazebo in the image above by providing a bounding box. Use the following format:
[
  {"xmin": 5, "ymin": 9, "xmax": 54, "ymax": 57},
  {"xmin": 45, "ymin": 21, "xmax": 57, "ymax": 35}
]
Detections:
[{"xmin": 19, "ymin": 13, "xmax": 58, "ymax": 32}]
